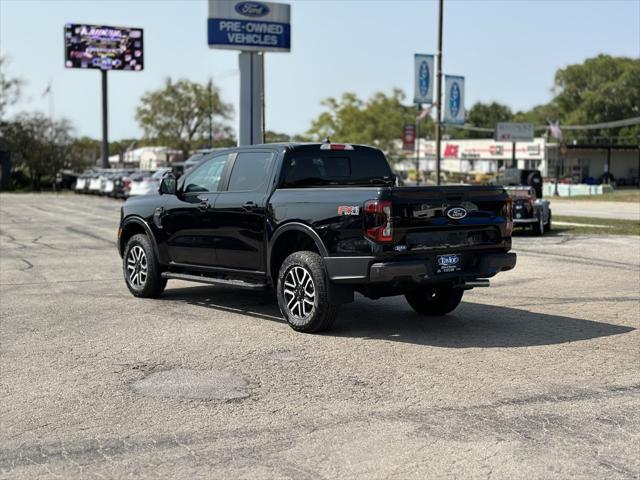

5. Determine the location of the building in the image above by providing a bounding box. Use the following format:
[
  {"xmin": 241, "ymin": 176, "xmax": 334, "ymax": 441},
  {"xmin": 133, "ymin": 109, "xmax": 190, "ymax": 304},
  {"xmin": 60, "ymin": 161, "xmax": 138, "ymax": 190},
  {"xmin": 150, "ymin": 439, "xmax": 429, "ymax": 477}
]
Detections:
[
  {"xmin": 107, "ymin": 147, "xmax": 182, "ymax": 169},
  {"xmin": 400, "ymin": 137, "xmax": 639, "ymax": 186},
  {"xmin": 547, "ymin": 143, "xmax": 639, "ymax": 186},
  {"xmin": 401, "ymin": 137, "xmax": 548, "ymax": 176}
]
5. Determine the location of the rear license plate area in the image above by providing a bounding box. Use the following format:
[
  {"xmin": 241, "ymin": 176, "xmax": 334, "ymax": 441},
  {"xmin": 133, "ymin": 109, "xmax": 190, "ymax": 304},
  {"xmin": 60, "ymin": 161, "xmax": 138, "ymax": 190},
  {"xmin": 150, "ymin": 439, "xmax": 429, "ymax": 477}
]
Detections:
[{"xmin": 436, "ymin": 254, "xmax": 462, "ymax": 274}]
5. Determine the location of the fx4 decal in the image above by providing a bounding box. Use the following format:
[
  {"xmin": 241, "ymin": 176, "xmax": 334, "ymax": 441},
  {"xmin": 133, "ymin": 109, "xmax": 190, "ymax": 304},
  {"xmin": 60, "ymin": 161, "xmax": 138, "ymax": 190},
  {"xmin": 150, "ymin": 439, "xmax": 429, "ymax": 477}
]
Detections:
[{"xmin": 337, "ymin": 206, "xmax": 360, "ymax": 216}]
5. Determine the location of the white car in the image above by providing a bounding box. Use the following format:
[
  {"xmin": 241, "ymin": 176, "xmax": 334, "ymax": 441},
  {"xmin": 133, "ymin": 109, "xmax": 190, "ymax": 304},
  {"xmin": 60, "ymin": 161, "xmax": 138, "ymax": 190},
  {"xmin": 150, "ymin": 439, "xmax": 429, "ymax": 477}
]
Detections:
[
  {"xmin": 88, "ymin": 175, "xmax": 103, "ymax": 194},
  {"xmin": 128, "ymin": 169, "xmax": 170, "ymax": 197},
  {"xmin": 74, "ymin": 175, "xmax": 87, "ymax": 193}
]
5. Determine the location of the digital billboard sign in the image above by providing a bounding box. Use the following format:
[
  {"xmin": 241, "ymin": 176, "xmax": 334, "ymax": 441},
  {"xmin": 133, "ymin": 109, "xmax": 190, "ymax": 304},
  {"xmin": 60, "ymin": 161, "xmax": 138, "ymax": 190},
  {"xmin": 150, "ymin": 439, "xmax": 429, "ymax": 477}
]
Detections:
[{"xmin": 64, "ymin": 23, "xmax": 144, "ymax": 71}]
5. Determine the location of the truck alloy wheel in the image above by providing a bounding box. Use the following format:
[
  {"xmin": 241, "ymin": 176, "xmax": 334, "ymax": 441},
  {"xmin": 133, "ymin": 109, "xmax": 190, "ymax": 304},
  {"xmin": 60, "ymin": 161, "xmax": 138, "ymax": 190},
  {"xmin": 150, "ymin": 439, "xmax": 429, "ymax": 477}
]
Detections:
[
  {"xmin": 123, "ymin": 234, "xmax": 167, "ymax": 298},
  {"xmin": 126, "ymin": 245, "xmax": 148, "ymax": 288},
  {"xmin": 282, "ymin": 266, "xmax": 316, "ymax": 320},
  {"xmin": 276, "ymin": 251, "xmax": 339, "ymax": 333}
]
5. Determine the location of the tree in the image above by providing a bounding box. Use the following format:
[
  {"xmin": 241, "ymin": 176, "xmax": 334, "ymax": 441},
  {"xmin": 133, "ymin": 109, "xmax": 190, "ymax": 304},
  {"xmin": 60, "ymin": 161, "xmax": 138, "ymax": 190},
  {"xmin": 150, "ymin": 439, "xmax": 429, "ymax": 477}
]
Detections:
[
  {"xmin": 136, "ymin": 78, "xmax": 233, "ymax": 159},
  {"xmin": 69, "ymin": 137, "xmax": 101, "ymax": 170},
  {"xmin": 0, "ymin": 57, "xmax": 23, "ymax": 121},
  {"xmin": 0, "ymin": 113, "xmax": 73, "ymax": 189},
  {"xmin": 306, "ymin": 89, "xmax": 428, "ymax": 163},
  {"xmin": 550, "ymin": 55, "xmax": 640, "ymax": 144},
  {"xmin": 449, "ymin": 102, "xmax": 513, "ymax": 139},
  {"xmin": 265, "ymin": 130, "xmax": 292, "ymax": 143}
]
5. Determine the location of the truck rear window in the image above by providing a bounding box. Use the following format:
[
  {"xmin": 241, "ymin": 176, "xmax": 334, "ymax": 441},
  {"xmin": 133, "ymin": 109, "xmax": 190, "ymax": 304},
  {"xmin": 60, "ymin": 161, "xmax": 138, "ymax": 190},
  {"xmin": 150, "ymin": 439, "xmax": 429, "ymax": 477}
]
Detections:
[{"xmin": 281, "ymin": 150, "xmax": 393, "ymax": 187}]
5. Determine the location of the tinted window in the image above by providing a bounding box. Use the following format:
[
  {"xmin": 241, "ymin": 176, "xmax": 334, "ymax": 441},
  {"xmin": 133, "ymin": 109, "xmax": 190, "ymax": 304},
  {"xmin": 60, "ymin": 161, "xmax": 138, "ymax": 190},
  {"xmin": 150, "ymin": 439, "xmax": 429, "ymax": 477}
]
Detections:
[
  {"xmin": 184, "ymin": 154, "xmax": 229, "ymax": 193},
  {"xmin": 282, "ymin": 149, "xmax": 393, "ymax": 187},
  {"xmin": 227, "ymin": 152, "xmax": 273, "ymax": 192}
]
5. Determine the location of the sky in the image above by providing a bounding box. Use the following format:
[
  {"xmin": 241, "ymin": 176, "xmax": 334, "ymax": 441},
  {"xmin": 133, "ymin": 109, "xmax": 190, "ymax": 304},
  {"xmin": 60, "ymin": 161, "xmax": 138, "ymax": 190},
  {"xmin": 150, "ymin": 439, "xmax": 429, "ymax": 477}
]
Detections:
[{"xmin": 1, "ymin": 0, "xmax": 639, "ymax": 141}]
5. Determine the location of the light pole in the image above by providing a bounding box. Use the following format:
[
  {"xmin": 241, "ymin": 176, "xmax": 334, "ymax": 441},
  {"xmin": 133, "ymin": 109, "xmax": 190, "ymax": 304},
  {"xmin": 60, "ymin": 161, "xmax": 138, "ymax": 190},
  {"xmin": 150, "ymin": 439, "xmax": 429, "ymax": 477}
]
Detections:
[{"xmin": 434, "ymin": 0, "xmax": 444, "ymax": 186}]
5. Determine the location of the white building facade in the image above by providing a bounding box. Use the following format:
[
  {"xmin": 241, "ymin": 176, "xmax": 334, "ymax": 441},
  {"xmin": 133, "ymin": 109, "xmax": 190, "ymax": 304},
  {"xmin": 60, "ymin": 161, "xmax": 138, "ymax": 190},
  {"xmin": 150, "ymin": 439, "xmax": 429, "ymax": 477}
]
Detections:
[{"xmin": 405, "ymin": 137, "xmax": 548, "ymax": 176}]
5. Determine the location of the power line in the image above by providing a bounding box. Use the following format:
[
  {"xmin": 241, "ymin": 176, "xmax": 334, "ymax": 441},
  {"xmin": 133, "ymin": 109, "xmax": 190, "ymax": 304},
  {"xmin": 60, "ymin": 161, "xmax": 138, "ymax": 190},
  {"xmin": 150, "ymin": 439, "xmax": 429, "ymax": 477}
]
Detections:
[{"xmin": 447, "ymin": 116, "xmax": 640, "ymax": 133}]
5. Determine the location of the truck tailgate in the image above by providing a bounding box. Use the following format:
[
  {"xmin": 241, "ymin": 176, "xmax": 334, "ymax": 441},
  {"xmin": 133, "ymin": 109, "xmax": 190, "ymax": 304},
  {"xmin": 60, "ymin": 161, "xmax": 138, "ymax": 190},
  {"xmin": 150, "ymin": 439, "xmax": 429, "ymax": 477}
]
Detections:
[{"xmin": 389, "ymin": 186, "xmax": 509, "ymax": 251}]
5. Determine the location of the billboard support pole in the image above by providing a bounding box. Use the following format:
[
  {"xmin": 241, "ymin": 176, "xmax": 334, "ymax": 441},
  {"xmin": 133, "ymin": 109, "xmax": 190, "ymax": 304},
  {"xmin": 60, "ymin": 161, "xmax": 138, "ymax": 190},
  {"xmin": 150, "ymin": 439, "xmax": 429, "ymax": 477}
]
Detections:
[
  {"xmin": 434, "ymin": 0, "xmax": 443, "ymax": 186},
  {"xmin": 239, "ymin": 51, "xmax": 264, "ymax": 146},
  {"xmin": 100, "ymin": 70, "xmax": 109, "ymax": 169}
]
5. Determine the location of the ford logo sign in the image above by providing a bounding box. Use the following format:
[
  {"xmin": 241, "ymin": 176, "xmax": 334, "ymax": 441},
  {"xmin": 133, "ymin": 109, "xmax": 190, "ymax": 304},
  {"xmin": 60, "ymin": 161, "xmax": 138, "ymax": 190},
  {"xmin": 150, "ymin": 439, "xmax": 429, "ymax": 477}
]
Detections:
[
  {"xmin": 418, "ymin": 61, "xmax": 430, "ymax": 98},
  {"xmin": 446, "ymin": 206, "xmax": 467, "ymax": 220},
  {"xmin": 449, "ymin": 81, "xmax": 461, "ymax": 118},
  {"xmin": 235, "ymin": 1, "xmax": 270, "ymax": 17}
]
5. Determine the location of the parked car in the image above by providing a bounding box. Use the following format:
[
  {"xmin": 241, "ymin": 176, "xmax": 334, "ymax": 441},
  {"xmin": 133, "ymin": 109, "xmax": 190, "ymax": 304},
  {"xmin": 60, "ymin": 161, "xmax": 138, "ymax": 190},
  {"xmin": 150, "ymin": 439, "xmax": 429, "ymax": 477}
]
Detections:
[
  {"xmin": 88, "ymin": 172, "xmax": 104, "ymax": 194},
  {"xmin": 117, "ymin": 142, "xmax": 517, "ymax": 333},
  {"xmin": 127, "ymin": 169, "xmax": 169, "ymax": 197},
  {"xmin": 100, "ymin": 172, "xmax": 117, "ymax": 196},
  {"xmin": 55, "ymin": 170, "xmax": 78, "ymax": 190},
  {"xmin": 74, "ymin": 172, "xmax": 90, "ymax": 193},
  {"xmin": 112, "ymin": 171, "xmax": 135, "ymax": 198},
  {"xmin": 505, "ymin": 186, "xmax": 551, "ymax": 235}
]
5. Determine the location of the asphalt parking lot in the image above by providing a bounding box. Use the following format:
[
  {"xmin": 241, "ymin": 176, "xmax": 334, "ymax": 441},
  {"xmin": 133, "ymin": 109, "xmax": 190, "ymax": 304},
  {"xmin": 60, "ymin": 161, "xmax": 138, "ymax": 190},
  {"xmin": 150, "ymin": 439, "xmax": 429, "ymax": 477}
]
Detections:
[{"xmin": 1, "ymin": 193, "xmax": 639, "ymax": 479}]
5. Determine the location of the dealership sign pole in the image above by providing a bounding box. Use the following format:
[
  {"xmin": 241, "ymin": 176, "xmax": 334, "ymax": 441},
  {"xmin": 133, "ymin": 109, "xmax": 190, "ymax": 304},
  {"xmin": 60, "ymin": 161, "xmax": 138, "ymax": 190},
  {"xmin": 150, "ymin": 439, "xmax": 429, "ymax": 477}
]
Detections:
[
  {"xmin": 208, "ymin": 1, "xmax": 291, "ymax": 146},
  {"xmin": 64, "ymin": 24, "xmax": 144, "ymax": 169}
]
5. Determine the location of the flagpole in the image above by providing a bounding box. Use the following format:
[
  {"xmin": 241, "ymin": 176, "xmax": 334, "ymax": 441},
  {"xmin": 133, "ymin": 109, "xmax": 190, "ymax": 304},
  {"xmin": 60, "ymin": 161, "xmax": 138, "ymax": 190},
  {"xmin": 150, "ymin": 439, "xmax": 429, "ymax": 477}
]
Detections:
[{"xmin": 48, "ymin": 83, "xmax": 54, "ymax": 121}]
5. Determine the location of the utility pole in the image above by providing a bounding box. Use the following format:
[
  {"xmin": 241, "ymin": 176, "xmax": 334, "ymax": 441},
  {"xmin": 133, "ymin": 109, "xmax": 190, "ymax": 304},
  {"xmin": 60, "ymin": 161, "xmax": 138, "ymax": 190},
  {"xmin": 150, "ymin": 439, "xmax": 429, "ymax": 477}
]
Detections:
[{"xmin": 434, "ymin": 0, "xmax": 444, "ymax": 186}]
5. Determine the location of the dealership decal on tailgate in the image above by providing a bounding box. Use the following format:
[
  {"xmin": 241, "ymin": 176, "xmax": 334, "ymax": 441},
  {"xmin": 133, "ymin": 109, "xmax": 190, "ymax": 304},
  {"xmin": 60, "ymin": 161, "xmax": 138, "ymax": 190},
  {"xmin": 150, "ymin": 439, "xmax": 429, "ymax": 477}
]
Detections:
[{"xmin": 436, "ymin": 254, "xmax": 461, "ymax": 273}]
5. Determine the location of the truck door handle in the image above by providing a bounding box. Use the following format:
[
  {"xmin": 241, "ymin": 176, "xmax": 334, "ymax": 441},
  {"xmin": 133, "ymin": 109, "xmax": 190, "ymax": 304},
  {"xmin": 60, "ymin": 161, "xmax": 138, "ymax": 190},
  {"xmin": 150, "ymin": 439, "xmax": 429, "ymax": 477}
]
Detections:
[
  {"xmin": 243, "ymin": 201, "xmax": 256, "ymax": 211},
  {"xmin": 198, "ymin": 200, "xmax": 209, "ymax": 212}
]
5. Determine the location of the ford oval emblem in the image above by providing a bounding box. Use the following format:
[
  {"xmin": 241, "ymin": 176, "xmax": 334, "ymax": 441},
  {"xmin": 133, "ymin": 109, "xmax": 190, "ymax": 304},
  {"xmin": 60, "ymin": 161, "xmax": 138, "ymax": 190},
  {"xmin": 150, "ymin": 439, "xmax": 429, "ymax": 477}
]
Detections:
[
  {"xmin": 449, "ymin": 82, "xmax": 461, "ymax": 118},
  {"xmin": 235, "ymin": 1, "xmax": 270, "ymax": 17},
  {"xmin": 446, "ymin": 206, "xmax": 467, "ymax": 220},
  {"xmin": 418, "ymin": 61, "xmax": 430, "ymax": 98}
]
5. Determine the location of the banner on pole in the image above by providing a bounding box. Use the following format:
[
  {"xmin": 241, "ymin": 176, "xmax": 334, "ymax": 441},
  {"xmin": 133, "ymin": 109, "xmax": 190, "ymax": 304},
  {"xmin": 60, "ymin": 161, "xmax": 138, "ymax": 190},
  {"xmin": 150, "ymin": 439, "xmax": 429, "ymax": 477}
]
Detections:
[
  {"xmin": 443, "ymin": 75, "xmax": 465, "ymax": 125},
  {"xmin": 402, "ymin": 124, "xmax": 416, "ymax": 151},
  {"xmin": 414, "ymin": 54, "xmax": 434, "ymax": 104}
]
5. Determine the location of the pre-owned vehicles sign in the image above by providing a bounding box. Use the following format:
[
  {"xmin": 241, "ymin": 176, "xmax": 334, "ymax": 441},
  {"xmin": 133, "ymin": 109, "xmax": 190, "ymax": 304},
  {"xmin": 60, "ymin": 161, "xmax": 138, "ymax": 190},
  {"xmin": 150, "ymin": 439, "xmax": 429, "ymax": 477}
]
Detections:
[{"xmin": 208, "ymin": 1, "xmax": 291, "ymax": 52}]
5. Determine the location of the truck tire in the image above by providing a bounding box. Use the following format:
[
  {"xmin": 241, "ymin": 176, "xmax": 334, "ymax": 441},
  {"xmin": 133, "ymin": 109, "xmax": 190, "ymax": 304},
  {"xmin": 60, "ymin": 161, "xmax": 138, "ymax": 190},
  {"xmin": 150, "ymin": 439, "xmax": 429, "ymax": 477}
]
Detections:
[
  {"xmin": 405, "ymin": 284, "xmax": 464, "ymax": 316},
  {"xmin": 532, "ymin": 212, "xmax": 544, "ymax": 236},
  {"xmin": 276, "ymin": 251, "xmax": 339, "ymax": 333},
  {"xmin": 123, "ymin": 234, "xmax": 167, "ymax": 298},
  {"xmin": 545, "ymin": 210, "xmax": 552, "ymax": 232}
]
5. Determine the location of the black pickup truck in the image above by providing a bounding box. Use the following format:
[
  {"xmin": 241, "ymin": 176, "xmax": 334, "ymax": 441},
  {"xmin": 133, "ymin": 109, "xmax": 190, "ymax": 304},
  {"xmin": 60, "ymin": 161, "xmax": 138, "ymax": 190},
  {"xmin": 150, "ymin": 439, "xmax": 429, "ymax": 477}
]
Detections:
[{"xmin": 117, "ymin": 143, "xmax": 516, "ymax": 332}]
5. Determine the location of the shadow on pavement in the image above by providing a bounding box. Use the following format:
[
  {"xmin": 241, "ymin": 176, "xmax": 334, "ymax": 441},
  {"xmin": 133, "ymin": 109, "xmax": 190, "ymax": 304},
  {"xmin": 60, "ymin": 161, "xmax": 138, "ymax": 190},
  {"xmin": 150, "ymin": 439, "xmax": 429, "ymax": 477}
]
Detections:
[{"xmin": 161, "ymin": 285, "xmax": 634, "ymax": 348}]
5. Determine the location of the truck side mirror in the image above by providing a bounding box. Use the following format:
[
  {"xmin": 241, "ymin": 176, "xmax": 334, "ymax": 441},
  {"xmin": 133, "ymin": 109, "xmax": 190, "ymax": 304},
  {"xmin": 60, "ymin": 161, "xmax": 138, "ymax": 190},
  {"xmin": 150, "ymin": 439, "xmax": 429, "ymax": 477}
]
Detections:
[{"xmin": 159, "ymin": 174, "xmax": 177, "ymax": 195}]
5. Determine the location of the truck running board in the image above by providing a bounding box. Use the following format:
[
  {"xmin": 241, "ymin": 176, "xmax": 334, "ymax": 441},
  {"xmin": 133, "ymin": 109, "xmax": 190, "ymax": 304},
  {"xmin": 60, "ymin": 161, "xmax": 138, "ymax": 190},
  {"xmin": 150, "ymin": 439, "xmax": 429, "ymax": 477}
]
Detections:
[{"xmin": 161, "ymin": 272, "xmax": 268, "ymax": 290}]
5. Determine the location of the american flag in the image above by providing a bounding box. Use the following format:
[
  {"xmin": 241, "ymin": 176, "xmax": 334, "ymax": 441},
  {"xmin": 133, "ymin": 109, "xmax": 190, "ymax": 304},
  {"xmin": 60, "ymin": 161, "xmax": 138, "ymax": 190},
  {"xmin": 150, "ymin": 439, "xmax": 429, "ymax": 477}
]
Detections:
[
  {"xmin": 41, "ymin": 82, "xmax": 52, "ymax": 98},
  {"xmin": 548, "ymin": 121, "xmax": 562, "ymax": 141},
  {"xmin": 416, "ymin": 105, "xmax": 433, "ymax": 121}
]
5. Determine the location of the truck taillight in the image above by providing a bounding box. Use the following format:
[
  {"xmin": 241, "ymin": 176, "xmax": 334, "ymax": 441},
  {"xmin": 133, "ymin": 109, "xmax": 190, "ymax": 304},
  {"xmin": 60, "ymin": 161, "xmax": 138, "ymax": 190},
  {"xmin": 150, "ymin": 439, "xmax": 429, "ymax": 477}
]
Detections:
[
  {"xmin": 505, "ymin": 197, "xmax": 514, "ymax": 236},
  {"xmin": 320, "ymin": 143, "xmax": 354, "ymax": 150},
  {"xmin": 364, "ymin": 200, "xmax": 393, "ymax": 243}
]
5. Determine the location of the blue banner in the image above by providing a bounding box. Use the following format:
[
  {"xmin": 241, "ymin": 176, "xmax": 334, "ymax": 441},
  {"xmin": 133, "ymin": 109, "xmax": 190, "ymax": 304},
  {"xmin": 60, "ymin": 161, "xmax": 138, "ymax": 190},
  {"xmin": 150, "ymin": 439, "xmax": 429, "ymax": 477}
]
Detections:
[{"xmin": 208, "ymin": 18, "xmax": 290, "ymax": 51}]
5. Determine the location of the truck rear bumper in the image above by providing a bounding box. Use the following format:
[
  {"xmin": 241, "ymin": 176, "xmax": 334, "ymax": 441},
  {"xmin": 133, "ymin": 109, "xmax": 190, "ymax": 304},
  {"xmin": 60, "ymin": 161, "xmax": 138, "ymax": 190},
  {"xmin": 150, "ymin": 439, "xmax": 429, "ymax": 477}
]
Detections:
[{"xmin": 324, "ymin": 252, "xmax": 516, "ymax": 285}]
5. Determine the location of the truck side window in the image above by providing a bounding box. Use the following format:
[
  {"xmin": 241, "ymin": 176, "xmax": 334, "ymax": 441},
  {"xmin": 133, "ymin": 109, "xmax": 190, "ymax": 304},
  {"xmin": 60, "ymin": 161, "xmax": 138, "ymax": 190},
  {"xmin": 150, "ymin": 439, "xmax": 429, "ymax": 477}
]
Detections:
[
  {"xmin": 184, "ymin": 154, "xmax": 229, "ymax": 193},
  {"xmin": 227, "ymin": 152, "xmax": 273, "ymax": 192}
]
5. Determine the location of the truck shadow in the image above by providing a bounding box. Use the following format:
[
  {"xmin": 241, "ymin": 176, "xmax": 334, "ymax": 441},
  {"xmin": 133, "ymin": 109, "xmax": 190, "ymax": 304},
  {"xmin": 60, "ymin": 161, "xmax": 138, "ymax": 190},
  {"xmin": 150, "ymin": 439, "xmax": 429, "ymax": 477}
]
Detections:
[{"xmin": 161, "ymin": 286, "xmax": 635, "ymax": 348}]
